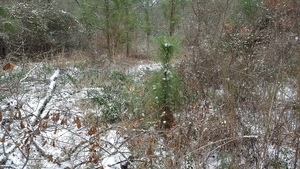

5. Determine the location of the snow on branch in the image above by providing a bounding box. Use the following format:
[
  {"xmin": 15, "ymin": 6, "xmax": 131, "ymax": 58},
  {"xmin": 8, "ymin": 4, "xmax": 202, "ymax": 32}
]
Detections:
[
  {"xmin": 31, "ymin": 69, "xmax": 60, "ymax": 126},
  {"xmin": 19, "ymin": 63, "xmax": 41, "ymax": 83},
  {"xmin": 191, "ymin": 135, "xmax": 258, "ymax": 155}
]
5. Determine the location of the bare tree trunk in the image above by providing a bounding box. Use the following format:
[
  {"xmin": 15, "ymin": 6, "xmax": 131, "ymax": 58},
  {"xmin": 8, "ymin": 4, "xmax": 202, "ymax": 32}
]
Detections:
[
  {"xmin": 144, "ymin": 0, "xmax": 152, "ymax": 54},
  {"xmin": 104, "ymin": 0, "xmax": 112, "ymax": 60},
  {"xmin": 169, "ymin": 0, "xmax": 176, "ymax": 37},
  {"xmin": 0, "ymin": 38, "xmax": 6, "ymax": 59}
]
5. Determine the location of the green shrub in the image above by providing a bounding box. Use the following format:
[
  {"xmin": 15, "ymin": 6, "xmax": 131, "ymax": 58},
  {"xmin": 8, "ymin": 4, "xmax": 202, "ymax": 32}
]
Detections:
[{"xmin": 87, "ymin": 70, "xmax": 134, "ymax": 123}]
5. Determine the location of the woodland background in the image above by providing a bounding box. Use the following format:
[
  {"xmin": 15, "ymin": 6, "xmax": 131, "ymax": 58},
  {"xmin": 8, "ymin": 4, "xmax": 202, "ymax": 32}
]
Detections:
[{"xmin": 0, "ymin": 0, "xmax": 300, "ymax": 168}]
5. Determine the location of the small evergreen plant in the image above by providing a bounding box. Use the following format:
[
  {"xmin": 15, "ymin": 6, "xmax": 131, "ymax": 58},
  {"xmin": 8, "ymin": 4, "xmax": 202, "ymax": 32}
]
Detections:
[{"xmin": 147, "ymin": 38, "xmax": 181, "ymax": 129}]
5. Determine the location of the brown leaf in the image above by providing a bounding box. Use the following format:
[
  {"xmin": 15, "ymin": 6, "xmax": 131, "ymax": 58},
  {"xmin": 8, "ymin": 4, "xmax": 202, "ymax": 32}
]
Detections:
[
  {"xmin": 52, "ymin": 113, "xmax": 60, "ymax": 123},
  {"xmin": 35, "ymin": 129, "xmax": 41, "ymax": 135},
  {"xmin": 88, "ymin": 126, "xmax": 97, "ymax": 135},
  {"xmin": 0, "ymin": 135, "xmax": 5, "ymax": 142},
  {"xmin": 2, "ymin": 62, "xmax": 17, "ymax": 71},
  {"xmin": 54, "ymin": 127, "xmax": 57, "ymax": 134},
  {"xmin": 26, "ymin": 127, "xmax": 32, "ymax": 134},
  {"xmin": 20, "ymin": 121, "xmax": 25, "ymax": 129},
  {"xmin": 141, "ymin": 162, "xmax": 148, "ymax": 169},
  {"xmin": 15, "ymin": 142, "xmax": 20, "ymax": 148},
  {"xmin": 47, "ymin": 155, "xmax": 53, "ymax": 162},
  {"xmin": 33, "ymin": 119, "xmax": 39, "ymax": 126},
  {"xmin": 89, "ymin": 153, "xmax": 99, "ymax": 163},
  {"xmin": 6, "ymin": 125, "xmax": 11, "ymax": 131},
  {"xmin": 166, "ymin": 157, "xmax": 173, "ymax": 167},
  {"xmin": 42, "ymin": 140, "xmax": 47, "ymax": 146},
  {"xmin": 42, "ymin": 121, "xmax": 48, "ymax": 129},
  {"xmin": 24, "ymin": 144, "xmax": 30, "ymax": 153},
  {"xmin": 74, "ymin": 117, "xmax": 81, "ymax": 128},
  {"xmin": 0, "ymin": 112, "xmax": 2, "ymax": 121},
  {"xmin": 44, "ymin": 111, "xmax": 50, "ymax": 119},
  {"xmin": 61, "ymin": 117, "xmax": 68, "ymax": 125},
  {"xmin": 51, "ymin": 140, "xmax": 55, "ymax": 147},
  {"xmin": 9, "ymin": 111, "xmax": 14, "ymax": 118},
  {"xmin": 146, "ymin": 145, "xmax": 154, "ymax": 156},
  {"xmin": 24, "ymin": 137, "xmax": 29, "ymax": 145},
  {"xmin": 91, "ymin": 142, "xmax": 100, "ymax": 150},
  {"xmin": 17, "ymin": 110, "xmax": 22, "ymax": 119}
]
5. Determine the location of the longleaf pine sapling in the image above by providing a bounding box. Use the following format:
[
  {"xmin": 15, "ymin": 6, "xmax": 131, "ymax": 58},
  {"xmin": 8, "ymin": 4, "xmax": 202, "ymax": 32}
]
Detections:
[{"xmin": 148, "ymin": 38, "xmax": 181, "ymax": 129}]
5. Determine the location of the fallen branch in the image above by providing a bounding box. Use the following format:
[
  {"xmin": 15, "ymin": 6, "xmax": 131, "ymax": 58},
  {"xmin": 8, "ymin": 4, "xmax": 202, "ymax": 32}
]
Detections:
[{"xmin": 31, "ymin": 69, "xmax": 60, "ymax": 126}]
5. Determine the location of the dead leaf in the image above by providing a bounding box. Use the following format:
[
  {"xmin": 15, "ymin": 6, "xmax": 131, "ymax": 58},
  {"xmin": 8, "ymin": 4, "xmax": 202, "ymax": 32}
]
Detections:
[
  {"xmin": 91, "ymin": 142, "xmax": 100, "ymax": 150},
  {"xmin": 0, "ymin": 135, "xmax": 5, "ymax": 142},
  {"xmin": 47, "ymin": 155, "xmax": 53, "ymax": 162},
  {"xmin": 74, "ymin": 117, "xmax": 81, "ymax": 128},
  {"xmin": 51, "ymin": 140, "xmax": 55, "ymax": 147},
  {"xmin": 166, "ymin": 157, "xmax": 173, "ymax": 167},
  {"xmin": 26, "ymin": 127, "xmax": 33, "ymax": 134},
  {"xmin": 42, "ymin": 121, "xmax": 48, "ymax": 129},
  {"xmin": 61, "ymin": 117, "xmax": 68, "ymax": 125},
  {"xmin": 0, "ymin": 112, "xmax": 2, "ymax": 121},
  {"xmin": 42, "ymin": 140, "xmax": 47, "ymax": 146},
  {"xmin": 6, "ymin": 125, "xmax": 11, "ymax": 131},
  {"xmin": 141, "ymin": 162, "xmax": 148, "ymax": 169},
  {"xmin": 24, "ymin": 144, "xmax": 30, "ymax": 153},
  {"xmin": 33, "ymin": 119, "xmax": 39, "ymax": 126},
  {"xmin": 35, "ymin": 129, "xmax": 41, "ymax": 135},
  {"xmin": 2, "ymin": 62, "xmax": 17, "ymax": 71},
  {"xmin": 54, "ymin": 127, "xmax": 57, "ymax": 134},
  {"xmin": 44, "ymin": 111, "xmax": 50, "ymax": 119},
  {"xmin": 20, "ymin": 121, "xmax": 25, "ymax": 129},
  {"xmin": 24, "ymin": 137, "xmax": 29, "ymax": 145},
  {"xmin": 146, "ymin": 145, "xmax": 154, "ymax": 156},
  {"xmin": 9, "ymin": 111, "xmax": 14, "ymax": 118},
  {"xmin": 89, "ymin": 153, "xmax": 99, "ymax": 163},
  {"xmin": 88, "ymin": 126, "xmax": 97, "ymax": 135},
  {"xmin": 52, "ymin": 113, "xmax": 60, "ymax": 123},
  {"xmin": 17, "ymin": 110, "xmax": 22, "ymax": 119},
  {"xmin": 15, "ymin": 142, "xmax": 20, "ymax": 147}
]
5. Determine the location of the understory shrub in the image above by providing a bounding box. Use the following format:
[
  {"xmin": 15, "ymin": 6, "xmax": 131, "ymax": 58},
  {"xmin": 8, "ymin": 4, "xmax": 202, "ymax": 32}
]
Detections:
[
  {"xmin": 1, "ymin": 3, "xmax": 83, "ymax": 58},
  {"xmin": 87, "ymin": 70, "xmax": 136, "ymax": 123}
]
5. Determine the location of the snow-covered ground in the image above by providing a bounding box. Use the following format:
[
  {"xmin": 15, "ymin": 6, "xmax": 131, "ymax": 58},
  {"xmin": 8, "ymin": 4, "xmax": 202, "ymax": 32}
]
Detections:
[
  {"xmin": 0, "ymin": 63, "xmax": 139, "ymax": 169},
  {"xmin": 1, "ymin": 61, "xmax": 299, "ymax": 168}
]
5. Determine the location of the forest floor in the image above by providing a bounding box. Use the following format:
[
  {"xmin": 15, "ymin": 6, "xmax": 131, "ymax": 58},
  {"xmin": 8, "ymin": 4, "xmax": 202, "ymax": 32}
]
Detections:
[{"xmin": 0, "ymin": 53, "xmax": 299, "ymax": 169}]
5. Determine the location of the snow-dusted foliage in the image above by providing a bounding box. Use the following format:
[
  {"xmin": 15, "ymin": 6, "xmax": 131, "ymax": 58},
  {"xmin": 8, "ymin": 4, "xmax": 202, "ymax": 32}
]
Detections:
[{"xmin": 0, "ymin": 65, "xmax": 132, "ymax": 169}]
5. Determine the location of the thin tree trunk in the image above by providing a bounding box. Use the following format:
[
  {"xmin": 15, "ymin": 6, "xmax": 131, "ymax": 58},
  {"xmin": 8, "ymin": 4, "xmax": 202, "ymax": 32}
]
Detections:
[
  {"xmin": 169, "ymin": 0, "xmax": 176, "ymax": 36},
  {"xmin": 104, "ymin": 0, "xmax": 112, "ymax": 60},
  {"xmin": 144, "ymin": 0, "xmax": 151, "ymax": 54},
  {"xmin": 125, "ymin": 1, "xmax": 130, "ymax": 58}
]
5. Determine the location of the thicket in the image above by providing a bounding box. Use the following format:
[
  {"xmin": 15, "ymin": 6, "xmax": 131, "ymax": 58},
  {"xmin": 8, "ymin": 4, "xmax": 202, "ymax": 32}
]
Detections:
[
  {"xmin": 177, "ymin": 0, "xmax": 300, "ymax": 168},
  {"xmin": 0, "ymin": 2, "xmax": 82, "ymax": 59}
]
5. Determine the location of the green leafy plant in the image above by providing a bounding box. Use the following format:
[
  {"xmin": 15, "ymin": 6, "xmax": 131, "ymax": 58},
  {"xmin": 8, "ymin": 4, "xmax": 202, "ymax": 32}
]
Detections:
[
  {"xmin": 219, "ymin": 152, "xmax": 232, "ymax": 169},
  {"xmin": 0, "ymin": 5, "xmax": 20, "ymax": 34},
  {"xmin": 270, "ymin": 158, "xmax": 288, "ymax": 169},
  {"xmin": 87, "ymin": 70, "xmax": 133, "ymax": 123}
]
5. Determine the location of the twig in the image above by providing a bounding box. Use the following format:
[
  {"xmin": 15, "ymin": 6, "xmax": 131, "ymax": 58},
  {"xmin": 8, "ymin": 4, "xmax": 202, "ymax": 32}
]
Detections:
[
  {"xmin": 191, "ymin": 135, "xmax": 258, "ymax": 155},
  {"xmin": 19, "ymin": 63, "xmax": 41, "ymax": 83}
]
